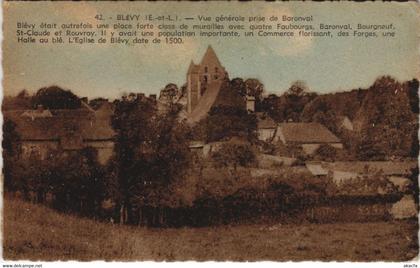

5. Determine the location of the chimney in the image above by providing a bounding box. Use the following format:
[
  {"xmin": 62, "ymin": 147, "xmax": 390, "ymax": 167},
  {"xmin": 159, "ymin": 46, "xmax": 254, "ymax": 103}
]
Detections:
[{"xmin": 246, "ymin": 95, "xmax": 255, "ymax": 113}]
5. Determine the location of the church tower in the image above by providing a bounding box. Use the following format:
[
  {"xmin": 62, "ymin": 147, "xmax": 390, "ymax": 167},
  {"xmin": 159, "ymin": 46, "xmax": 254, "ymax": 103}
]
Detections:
[{"xmin": 186, "ymin": 46, "xmax": 227, "ymax": 113}]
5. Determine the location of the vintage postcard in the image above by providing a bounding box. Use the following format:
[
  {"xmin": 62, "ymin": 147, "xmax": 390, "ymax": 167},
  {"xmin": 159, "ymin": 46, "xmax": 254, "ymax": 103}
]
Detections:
[{"xmin": 2, "ymin": 0, "xmax": 419, "ymax": 264}]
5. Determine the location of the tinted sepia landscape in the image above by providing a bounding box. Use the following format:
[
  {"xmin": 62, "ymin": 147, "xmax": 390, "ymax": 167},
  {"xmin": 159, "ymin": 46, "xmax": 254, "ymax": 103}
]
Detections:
[{"xmin": 3, "ymin": 45, "xmax": 419, "ymax": 261}]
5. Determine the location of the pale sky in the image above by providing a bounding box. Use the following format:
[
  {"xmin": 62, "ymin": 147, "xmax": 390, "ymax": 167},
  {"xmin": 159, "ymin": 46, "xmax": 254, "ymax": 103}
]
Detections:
[{"xmin": 3, "ymin": 2, "xmax": 420, "ymax": 99}]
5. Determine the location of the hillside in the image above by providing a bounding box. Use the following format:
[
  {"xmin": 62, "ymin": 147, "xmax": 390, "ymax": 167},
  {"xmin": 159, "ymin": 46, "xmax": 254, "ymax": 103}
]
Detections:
[{"xmin": 4, "ymin": 197, "xmax": 418, "ymax": 261}]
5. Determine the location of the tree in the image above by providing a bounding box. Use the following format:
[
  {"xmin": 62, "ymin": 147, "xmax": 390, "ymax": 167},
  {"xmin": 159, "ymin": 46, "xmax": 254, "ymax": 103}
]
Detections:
[
  {"xmin": 230, "ymin": 78, "xmax": 246, "ymax": 97},
  {"xmin": 32, "ymin": 86, "xmax": 81, "ymax": 109},
  {"xmin": 354, "ymin": 76, "xmax": 417, "ymax": 159},
  {"xmin": 356, "ymin": 132, "xmax": 386, "ymax": 161},
  {"xmin": 260, "ymin": 81, "xmax": 317, "ymax": 123},
  {"xmin": 406, "ymin": 78, "xmax": 419, "ymax": 114},
  {"xmin": 285, "ymin": 80, "xmax": 309, "ymax": 99},
  {"xmin": 2, "ymin": 119, "xmax": 20, "ymax": 156},
  {"xmin": 159, "ymin": 83, "xmax": 180, "ymax": 104},
  {"xmin": 211, "ymin": 143, "xmax": 256, "ymax": 170},
  {"xmin": 313, "ymin": 144, "xmax": 337, "ymax": 161},
  {"xmin": 312, "ymin": 110, "xmax": 338, "ymax": 133},
  {"xmin": 408, "ymin": 167, "xmax": 419, "ymax": 204},
  {"xmin": 111, "ymin": 94, "xmax": 190, "ymax": 225},
  {"xmin": 282, "ymin": 81, "xmax": 318, "ymax": 122},
  {"xmin": 2, "ymin": 119, "xmax": 22, "ymax": 195},
  {"xmin": 45, "ymin": 148, "xmax": 106, "ymax": 216},
  {"xmin": 111, "ymin": 95, "xmax": 156, "ymax": 223},
  {"xmin": 261, "ymin": 94, "xmax": 284, "ymax": 122},
  {"xmin": 205, "ymin": 105, "xmax": 257, "ymax": 142}
]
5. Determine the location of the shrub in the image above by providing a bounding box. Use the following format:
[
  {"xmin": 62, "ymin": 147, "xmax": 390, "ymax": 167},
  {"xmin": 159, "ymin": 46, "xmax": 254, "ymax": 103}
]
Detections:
[
  {"xmin": 313, "ymin": 144, "xmax": 337, "ymax": 161},
  {"xmin": 211, "ymin": 143, "xmax": 256, "ymax": 169}
]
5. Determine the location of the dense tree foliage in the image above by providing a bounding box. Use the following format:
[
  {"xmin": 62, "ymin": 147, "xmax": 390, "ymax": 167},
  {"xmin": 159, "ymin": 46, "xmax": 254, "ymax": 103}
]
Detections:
[
  {"xmin": 110, "ymin": 94, "xmax": 190, "ymax": 224},
  {"xmin": 159, "ymin": 83, "xmax": 180, "ymax": 104},
  {"xmin": 4, "ymin": 148, "xmax": 106, "ymax": 216},
  {"xmin": 261, "ymin": 81, "xmax": 317, "ymax": 122},
  {"xmin": 205, "ymin": 105, "xmax": 257, "ymax": 142},
  {"xmin": 406, "ymin": 79, "xmax": 419, "ymax": 114},
  {"xmin": 211, "ymin": 143, "xmax": 256, "ymax": 170},
  {"xmin": 353, "ymin": 76, "xmax": 417, "ymax": 159},
  {"xmin": 33, "ymin": 86, "xmax": 81, "ymax": 109},
  {"xmin": 2, "ymin": 75, "xmax": 418, "ymax": 227},
  {"xmin": 2, "ymin": 119, "xmax": 19, "ymax": 156},
  {"xmin": 2, "ymin": 90, "xmax": 32, "ymax": 110}
]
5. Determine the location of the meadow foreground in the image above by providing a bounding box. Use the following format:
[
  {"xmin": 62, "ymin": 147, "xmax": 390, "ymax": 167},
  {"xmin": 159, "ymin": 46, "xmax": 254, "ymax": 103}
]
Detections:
[{"xmin": 3, "ymin": 198, "xmax": 418, "ymax": 261}]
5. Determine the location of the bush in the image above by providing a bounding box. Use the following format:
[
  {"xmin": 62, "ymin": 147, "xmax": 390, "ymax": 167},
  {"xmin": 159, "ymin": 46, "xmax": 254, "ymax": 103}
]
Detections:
[
  {"xmin": 313, "ymin": 144, "xmax": 337, "ymax": 161},
  {"xmin": 211, "ymin": 143, "xmax": 256, "ymax": 169},
  {"xmin": 205, "ymin": 105, "xmax": 257, "ymax": 142}
]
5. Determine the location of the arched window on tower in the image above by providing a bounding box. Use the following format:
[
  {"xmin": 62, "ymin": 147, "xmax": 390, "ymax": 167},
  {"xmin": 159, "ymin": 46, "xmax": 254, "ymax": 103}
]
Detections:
[
  {"xmin": 204, "ymin": 66, "xmax": 208, "ymax": 73},
  {"xmin": 215, "ymin": 67, "xmax": 219, "ymax": 73}
]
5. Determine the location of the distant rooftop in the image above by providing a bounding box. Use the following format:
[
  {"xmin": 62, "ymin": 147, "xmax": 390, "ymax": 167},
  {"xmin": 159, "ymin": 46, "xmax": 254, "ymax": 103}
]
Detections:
[{"xmin": 278, "ymin": 122, "xmax": 341, "ymax": 144}]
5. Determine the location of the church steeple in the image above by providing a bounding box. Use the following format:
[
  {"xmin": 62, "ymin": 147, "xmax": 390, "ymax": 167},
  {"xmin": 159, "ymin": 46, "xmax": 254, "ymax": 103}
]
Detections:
[
  {"xmin": 200, "ymin": 45, "xmax": 222, "ymax": 67},
  {"xmin": 187, "ymin": 60, "xmax": 199, "ymax": 74},
  {"xmin": 186, "ymin": 45, "xmax": 227, "ymax": 115}
]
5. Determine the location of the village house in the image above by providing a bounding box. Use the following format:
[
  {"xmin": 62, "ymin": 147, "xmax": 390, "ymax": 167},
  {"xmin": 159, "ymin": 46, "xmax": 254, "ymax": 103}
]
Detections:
[
  {"xmin": 256, "ymin": 113, "xmax": 277, "ymax": 142},
  {"xmin": 4, "ymin": 101, "xmax": 115, "ymax": 165},
  {"xmin": 275, "ymin": 122, "xmax": 343, "ymax": 155}
]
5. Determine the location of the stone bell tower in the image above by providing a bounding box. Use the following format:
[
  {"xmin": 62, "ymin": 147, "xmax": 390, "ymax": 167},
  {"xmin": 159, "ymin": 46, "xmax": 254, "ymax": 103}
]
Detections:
[{"xmin": 186, "ymin": 46, "xmax": 227, "ymax": 113}]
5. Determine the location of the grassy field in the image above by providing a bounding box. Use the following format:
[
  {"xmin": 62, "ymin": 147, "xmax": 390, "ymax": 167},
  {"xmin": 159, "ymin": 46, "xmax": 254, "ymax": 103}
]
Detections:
[{"xmin": 3, "ymin": 197, "xmax": 418, "ymax": 261}]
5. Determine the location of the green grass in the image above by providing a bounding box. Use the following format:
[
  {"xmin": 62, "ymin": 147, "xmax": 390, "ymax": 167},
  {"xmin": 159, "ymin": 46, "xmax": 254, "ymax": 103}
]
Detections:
[{"xmin": 3, "ymin": 197, "xmax": 418, "ymax": 261}]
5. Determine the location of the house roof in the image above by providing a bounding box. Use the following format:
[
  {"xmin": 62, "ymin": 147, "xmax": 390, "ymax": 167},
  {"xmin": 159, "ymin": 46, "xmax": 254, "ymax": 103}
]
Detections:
[
  {"xmin": 4, "ymin": 108, "xmax": 115, "ymax": 141},
  {"xmin": 200, "ymin": 46, "xmax": 222, "ymax": 67},
  {"xmin": 305, "ymin": 163, "xmax": 329, "ymax": 176},
  {"xmin": 257, "ymin": 114, "xmax": 277, "ymax": 129},
  {"xmin": 188, "ymin": 141, "xmax": 205, "ymax": 148},
  {"xmin": 278, "ymin": 122, "xmax": 341, "ymax": 144}
]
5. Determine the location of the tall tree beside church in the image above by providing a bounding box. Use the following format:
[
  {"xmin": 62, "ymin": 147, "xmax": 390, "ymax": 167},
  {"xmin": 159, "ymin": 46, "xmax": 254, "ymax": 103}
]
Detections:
[
  {"xmin": 110, "ymin": 94, "xmax": 190, "ymax": 225},
  {"xmin": 159, "ymin": 83, "xmax": 180, "ymax": 104},
  {"xmin": 110, "ymin": 95, "xmax": 156, "ymax": 224}
]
